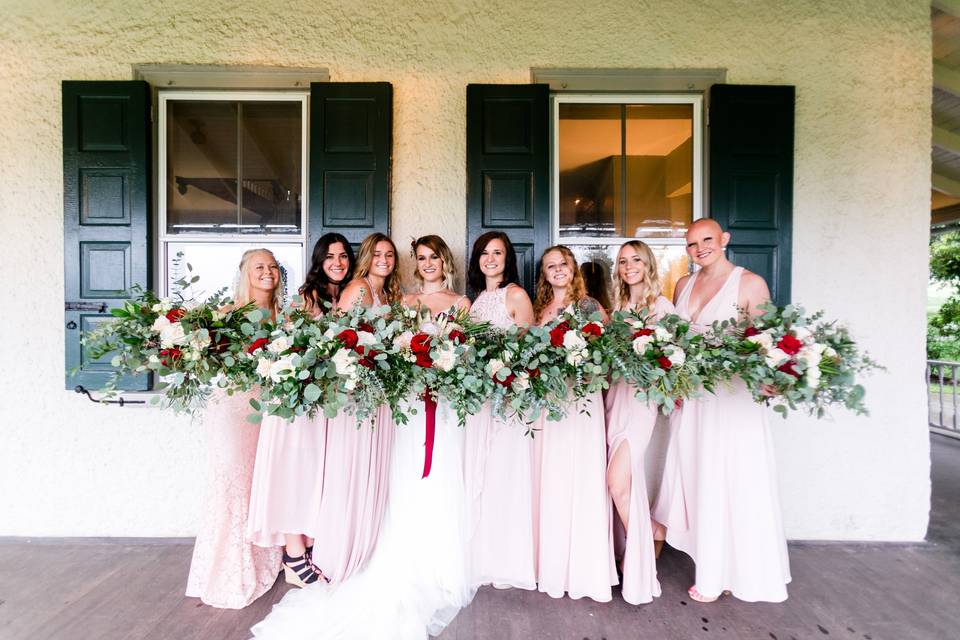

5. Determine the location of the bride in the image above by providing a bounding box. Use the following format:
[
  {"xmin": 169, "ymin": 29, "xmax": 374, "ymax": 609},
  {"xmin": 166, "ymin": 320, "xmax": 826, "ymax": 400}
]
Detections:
[{"xmin": 251, "ymin": 234, "xmax": 475, "ymax": 640}]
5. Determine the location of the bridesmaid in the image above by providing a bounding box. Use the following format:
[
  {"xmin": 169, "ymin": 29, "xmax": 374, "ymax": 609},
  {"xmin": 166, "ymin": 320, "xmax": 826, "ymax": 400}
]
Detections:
[
  {"xmin": 185, "ymin": 248, "xmax": 284, "ymax": 609},
  {"xmin": 604, "ymin": 240, "xmax": 674, "ymax": 605},
  {"xmin": 464, "ymin": 231, "xmax": 537, "ymax": 590},
  {"xmin": 309, "ymin": 232, "xmax": 400, "ymax": 583},
  {"xmin": 532, "ymin": 245, "xmax": 617, "ymax": 602},
  {"xmin": 246, "ymin": 233, "xmax": 355, "ymax": 586},
  {"xmin": 403, "ymin": 234, "xmax": 470, "ymax": 315},
  {"xmin": 655, "ymin": 218, "xmax": 791, "ymax": 603}
]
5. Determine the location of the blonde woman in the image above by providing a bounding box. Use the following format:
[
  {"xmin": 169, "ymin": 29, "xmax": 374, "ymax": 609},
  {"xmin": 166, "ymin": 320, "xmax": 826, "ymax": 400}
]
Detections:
[
  {"xmin": 186, "ymin": 249, "xmax": 283, "ymax": 609},
  {"xmin": 603, "ymin": 240, "xmax": 675, "ymax": 605},
  {"xmin": 532, "ymin": 245, "xmax": 616, "ymax": 603},
  {"xmin": 403, "ymin": 234, "xmax": 470, "ymax": 315}
]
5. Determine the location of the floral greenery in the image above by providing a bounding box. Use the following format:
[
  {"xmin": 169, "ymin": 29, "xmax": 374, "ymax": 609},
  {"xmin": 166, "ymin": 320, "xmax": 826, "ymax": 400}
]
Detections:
[
  {"xmin": 928, "ymin": 232, "xmax": 960, "ymax": 363},
  {"xmin": 713, "ymin": 303, "xmax": 882, "ymax": 417}
]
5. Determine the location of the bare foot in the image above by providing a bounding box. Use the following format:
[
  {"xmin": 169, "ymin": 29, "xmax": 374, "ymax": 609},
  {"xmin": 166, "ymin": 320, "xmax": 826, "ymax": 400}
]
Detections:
[{"xmin": 688, "ymin": 585, "xmax": 719, "ymax": 603}]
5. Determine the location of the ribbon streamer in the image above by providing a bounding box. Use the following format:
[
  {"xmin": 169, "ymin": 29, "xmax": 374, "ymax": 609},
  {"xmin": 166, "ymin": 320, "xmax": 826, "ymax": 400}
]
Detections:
[{"xmin": 422, "ymin": 390, "xmax": 436, "ymax": 478}]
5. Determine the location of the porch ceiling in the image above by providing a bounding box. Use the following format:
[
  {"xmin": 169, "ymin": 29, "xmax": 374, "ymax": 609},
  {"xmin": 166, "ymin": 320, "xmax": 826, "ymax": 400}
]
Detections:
[{"xmin": 933, "ymin": 5, "xmax": 960, "ymax": 228}]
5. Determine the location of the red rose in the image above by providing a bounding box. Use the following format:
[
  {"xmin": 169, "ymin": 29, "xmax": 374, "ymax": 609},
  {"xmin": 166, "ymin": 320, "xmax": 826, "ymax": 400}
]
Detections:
[
  {"xmin": 549, "ymin": 321, "xmax": 570, "ymax": 347},
  {"xmin": 744, "ymin": 326, "xmax": 760, "ymax": 337},
  {"xmin": 213, "ymin": 336, "xmax": 230, "ymax": 354},
  {"xmin": 582, "ymin": 322, "xmax": 603, "ymax": 338},
  {"xmin": 357, "ymin": 322, "xmax": 375, "ymax": 333},
  {"xmin": 337, "ymin": 329, "xmax": 359, "ymax": 349},
  {"xmin": 777, "ymin": 361, "xmax": 801, "ymax": 378},
  {"xmin": 159, "ymin": 347, "xmax": 182, "ymax": 366},
  {"xmin": 360, "ymin": 349, "xmax": 379, "ymax": 369},
  {"xmin": 494, "ymin": 372, "xmax": 516, "ymax": 387},
  {"xmin": 449, "ymin": 330, "xmax": 466, "ymax": 344},
  {"xmin": 777, "ymin": 333, "xmax": 803, "ymax": 356},
  {"xmin": 415, "ymin": 353, "xmax": 433, "ymax": 368},
  {"xmin": 410, "ymin": 333, "xmax": 432, "ymax": 355},
  {"xmin": 246, "ymin": 337, "xmax": 269, "ymax": 354},
  {"xmin": 527, "ymin": 367, "xmax": 541, "ymax": 379},
  {"xmin": 633, "ymin": 328, "xmax": 654, "ymax": 338},
  {"xmin": 657, "ymin": 356, "xmax": 672, "ymax": 370},
  {"xmin": 674, "ymin": 398, "xmax": 683, "ymax": 410},
  {"xmin": 165, "ymin": 308, "xmax": 186, "ymax": 322}
]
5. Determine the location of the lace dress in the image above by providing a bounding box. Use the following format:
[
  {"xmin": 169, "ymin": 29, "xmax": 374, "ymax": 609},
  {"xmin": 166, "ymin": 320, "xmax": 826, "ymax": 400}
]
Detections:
[
  {"xmin": 464, "ymin": 285, "xmax": 537, "ymax": 589},
  {"xmin": 185, "ymin": 389, "xmax": 282, "ymax": 609},
  {"xmin": 653, "ymin": 267, "xmax": 791, "ymax": 602}
]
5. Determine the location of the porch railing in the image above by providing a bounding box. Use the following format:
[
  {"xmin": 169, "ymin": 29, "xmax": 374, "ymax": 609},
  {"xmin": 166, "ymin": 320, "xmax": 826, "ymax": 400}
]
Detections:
[{"xmin": 928, "ymin": 359, "xmax": 960, "ymax": 438}]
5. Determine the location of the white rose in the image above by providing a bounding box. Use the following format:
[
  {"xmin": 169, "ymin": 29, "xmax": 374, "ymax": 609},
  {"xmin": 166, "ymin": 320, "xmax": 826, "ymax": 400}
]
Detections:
[
  {"xmin": 267, "ymin": 336, "xmax": 291, "ymax": 354},
  {"xmin": 268, "ymin": 357, "xmax": 296, "ymax": 383},
  {"xmin": 566, "ymin": 350, "xmax": 585, "ymax": 366},
  {"xmin": 792, "ymin": 326, "xmax": 812, "ymax": 343},
  {"xmin": 562, "ymin": 331, "xmax": 587, "ymax": 352},
  {"xmin": 189, "ymin": 333, "xmax": 211, "ymax": 351},
  {"xmin": 797, "ymin": 347, "xmax": 822, "ymax": 369},
  {"xmin": 148, "ymin": 354, "xmax": 160, "ymax": 364},
  {"xmin": 747, "ymin": 332, "xmax": 774, "ymax": 352},
  {"xmin": 764, "ymin": 347, "xmax": 789, "ymax": 368},
  {"xmin": 256, "ymin": 357, "xmax": 273, "ymax": 378},
  {"xmin": 805, "ymin": 365, "xmax": 821, "ymax": 387},
  {"xmin": 344, "ymin": 377, "xmax": 358, "ymax": 391},
  {"xmin": 487, "ymin": 358, "xmax": 506, "ymax": 378},
  {"xmin": 434, "ymin": 347, "xmax": 457, "ymax": 372},
  {"xmin": 513, "ymin": 371, "xmax": 530, "ymax": 390},
  {"xmin": 824, "ymin": 346, "xmax": 837, "ymax": 358},
  {"xmin": 631, "ymin": 320, "xmax": 645, "ymax": 331},
  {"xmin": 395, "ymin": 331, "xmax": 414, "ymax": 351},
  {"xmin": 654, "ymin": 326, "xmax": 672, "ymax": 342},
  {"xmin": 159, "ymin": 322, "xmax": 187, "ymax": 348},
  {"xmin": 667, "ymin": 347, "xmax": 686, "ymax": 367},
  {"xmin": 151, "ymin": 315, "xmax": 171, "ymax": 333},
  {"xmin": 632, "ymin": 335, "xmax": 654, "ymax": 355},
  {"xmin": 357, "ymin": 331, "xmax": 377, "ymax": 347},
  {"xmin": 332, "ymin": 348, "xmax": 357, "ymax": 376}
]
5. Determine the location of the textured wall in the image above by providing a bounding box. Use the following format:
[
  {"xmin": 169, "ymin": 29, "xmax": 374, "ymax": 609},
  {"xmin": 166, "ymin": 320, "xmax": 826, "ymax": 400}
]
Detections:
[{"xmin": 0, "ymin": 0, "xmax": 931, "ymax": 539}]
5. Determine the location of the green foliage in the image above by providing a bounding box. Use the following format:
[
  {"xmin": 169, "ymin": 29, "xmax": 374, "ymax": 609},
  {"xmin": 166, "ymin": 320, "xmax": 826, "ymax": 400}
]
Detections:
[
  {"xmin": 930, "ymin": 232, "xmax": 960, "ymax": 285},
  {"xmin": 928, "ymin": 295, "xmax": 960, "ymax": 361}
]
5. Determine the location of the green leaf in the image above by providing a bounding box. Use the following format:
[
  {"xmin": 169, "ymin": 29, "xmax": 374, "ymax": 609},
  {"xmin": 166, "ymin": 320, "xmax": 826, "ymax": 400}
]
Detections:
[
  {"xmin": 249, "ymin": 397, "xmax": 261, "ymax": 411},
  {"xmin": 303, "ymin": 383, "xmax": 321, "ymax": 403},
  {"xmin": 246, "ymin": 412, "xmax": 262, "ymax": 424}
]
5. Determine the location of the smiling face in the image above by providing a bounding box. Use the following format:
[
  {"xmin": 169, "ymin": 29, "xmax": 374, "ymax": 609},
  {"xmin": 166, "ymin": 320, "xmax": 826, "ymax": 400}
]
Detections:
[
  {"xmin": 479, "ymin": 238, "xmax": 507, "ymax": 280},
  {"xmin": 415, "ymin": 244, "xmax": 444, "ymax": 285},
  {"xmin": 617, "ymin": 244, "xmax": 647, "ymax": 286},
  {"xmin": 323, "ymin": 241, "xmax": 350, "ymax": 284},
  {"xmin": 685, "ymin": 219, "xmax": 730, "ymax": 268},
  {"xmin": 246, "ymin": 250, "xmax": 280, "ymax": 295},
  {"xmin": 369, "ymin": 240, "xmax": 396, "ymax": 278},
  {"xmin": 541, "ymin": 249, "xmax": 574, "ymax": 289}
]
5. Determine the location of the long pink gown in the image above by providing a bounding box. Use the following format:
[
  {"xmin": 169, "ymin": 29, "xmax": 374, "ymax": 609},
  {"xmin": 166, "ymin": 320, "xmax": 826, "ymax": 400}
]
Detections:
[
  {"xmin": 653, "ymin": 266, "xmax": 791, "ymax": 602},
  {"xmin": 464, "ymin": 285, "xmax": 537, "ymax": 590},
  {"xmin": 308, "ymin": 290, "xmax": 394, "ymax": 583},
  {"xmin": 185, "ymin": 389, "xmax": 283, "ymax": 609},
  {"xmin": 603, "ymin": 294, "xmax": 675, "ymax": 605}
]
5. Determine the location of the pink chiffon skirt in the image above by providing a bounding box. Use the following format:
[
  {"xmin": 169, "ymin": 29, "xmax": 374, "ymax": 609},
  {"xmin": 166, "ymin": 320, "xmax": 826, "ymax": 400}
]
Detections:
[
  {"xmin": 309, "ymin": 405, "xmax": 394, "ymax": 583},
  {"xmin": 246, "ymin": 413, "xmax": 327, "ymax": 547},
  {"xmin": 604, "ymin": 381, "xmax": 666, "ymax": 605},
  {"xmin": 534, "ymin": 392, "xmax": 616, "ymax": 602},
  {"xmin": 464, "ymin": 402, "xmax": 537, "ymax": 590},
  {"xmin": 185, "ymin": 390, "xmax": 282, "ymax": 609}
]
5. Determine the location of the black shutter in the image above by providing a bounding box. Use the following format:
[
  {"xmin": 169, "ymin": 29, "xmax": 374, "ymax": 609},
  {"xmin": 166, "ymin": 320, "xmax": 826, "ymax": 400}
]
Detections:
[
  {"xmin": 63, "ymin": 81, "xmax": 152, "ymax": 391},
  {"xmin": 308, "ymin": 82, "xmax": 393, "ymax": 249},
  {"xmin": 466, "ymin": 84, "xmax": 550, "ymax": 297},
  {"xmin": 709, "ymin": 84, "xmax": 794, "ymax": 305}
]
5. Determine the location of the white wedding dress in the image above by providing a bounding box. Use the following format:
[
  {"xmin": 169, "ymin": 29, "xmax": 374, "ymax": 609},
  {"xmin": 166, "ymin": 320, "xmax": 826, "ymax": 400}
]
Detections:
[{"xmin": 250, "ymin": 398, "xmax": 475, "ymax": 639}]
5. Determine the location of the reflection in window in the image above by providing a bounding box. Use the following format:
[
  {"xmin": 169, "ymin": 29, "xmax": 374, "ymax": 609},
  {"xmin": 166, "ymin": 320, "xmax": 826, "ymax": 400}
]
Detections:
[
  {"xmin": 559, "ymin": 103, "xmax": 692, "ymax": 239},
  {"xmin": 167, "ymin": 100, "xmax": 302, "ymax": 235},
  {"xmin": 568, "ymin": 244, "xmax": 690, "ymax": 307}
]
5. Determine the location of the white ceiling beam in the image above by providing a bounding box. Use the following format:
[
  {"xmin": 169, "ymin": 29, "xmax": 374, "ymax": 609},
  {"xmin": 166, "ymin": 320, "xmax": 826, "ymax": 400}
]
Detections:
[
  {"xmin": 934, "ymin": 62, "xmax": 960, "ymax": 97},
  {"xmin": 934, "ymin": 125, "xmax": 960, "ymax": 154},
  {"xmin": 933, "ymin": 172, "xmax": 960, "ymax": 196},
  {"xmin": 933, "ymin": 0, "xmax": 960, "ymax": 17}
]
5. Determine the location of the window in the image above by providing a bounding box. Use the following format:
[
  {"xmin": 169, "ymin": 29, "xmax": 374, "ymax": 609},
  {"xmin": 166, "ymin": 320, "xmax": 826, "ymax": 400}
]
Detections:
[
  {"xmin": 158, "ymin": 91, "xmax": 308, "ymax": 298},
  {"xmin": 552, "ymin": 94, "xmax": 702, "ymax": 300}
]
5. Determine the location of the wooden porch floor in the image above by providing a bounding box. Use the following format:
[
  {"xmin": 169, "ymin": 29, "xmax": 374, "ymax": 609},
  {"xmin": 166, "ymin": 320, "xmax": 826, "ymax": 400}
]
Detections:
[{"xmin": 1, "ymin": 435, "xmax": 956, "ymax": 640}]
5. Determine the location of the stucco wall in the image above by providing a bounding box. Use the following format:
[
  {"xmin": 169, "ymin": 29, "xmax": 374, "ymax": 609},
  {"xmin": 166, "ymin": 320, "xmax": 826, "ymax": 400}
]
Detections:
[{"xmin": 0, "ymin": 0, "xmax": 931, "ymax": 539}]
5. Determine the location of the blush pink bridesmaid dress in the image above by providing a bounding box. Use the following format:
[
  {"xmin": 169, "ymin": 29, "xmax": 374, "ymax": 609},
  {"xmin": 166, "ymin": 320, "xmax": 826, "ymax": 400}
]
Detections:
[
  {"xmin": 603, "ymin": 294, "xmax": 675, "ymax": 605},
  {"xmin": 185, "ymin": 389, "xmax": 283, "ymax": 609},
  {"xmin": 653, "ymin": 266, "xmax": 791, "ymax": 602}
]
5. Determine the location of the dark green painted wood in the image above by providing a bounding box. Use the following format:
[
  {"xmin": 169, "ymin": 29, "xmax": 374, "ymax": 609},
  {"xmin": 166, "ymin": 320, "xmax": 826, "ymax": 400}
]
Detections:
[
  {"xmin": 308, "ymin": 83, "xmax": 392, "ymax": 248},
  {"xmin": 709, "ymin": 84, "xmax": 794, "ymax": 305},
  {"xmin": 63, "ymin": 81, "xmax": 152, "ymax": 390},
  {"xmin": 466, "ymin": 84, "xmax": 550, "ymax": 297}
]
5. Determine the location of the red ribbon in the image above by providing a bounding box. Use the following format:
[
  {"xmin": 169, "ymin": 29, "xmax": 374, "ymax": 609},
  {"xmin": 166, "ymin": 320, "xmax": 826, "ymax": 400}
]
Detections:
[{"xmin": 422, "ymin": 390, "xmax": 436, "ymax": 478}]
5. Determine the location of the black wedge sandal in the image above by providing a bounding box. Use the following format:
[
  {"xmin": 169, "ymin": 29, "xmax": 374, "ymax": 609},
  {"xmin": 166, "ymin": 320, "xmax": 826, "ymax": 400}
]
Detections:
[{"xmin": 282, "ymin": 550, "xmax": 328, "ymax": 588}]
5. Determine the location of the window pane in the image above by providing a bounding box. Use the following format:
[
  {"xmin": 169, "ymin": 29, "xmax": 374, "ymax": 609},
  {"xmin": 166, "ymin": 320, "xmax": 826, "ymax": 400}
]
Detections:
[
  {"xmin": 568, "ymin": 243, "xmax": 690, "ymax": 307},
  {"xmin": 239, "ymin": 102, "xmax": 302, "ymax": 234},
  {"xmin": 624, "ymin": 104, "xmax": 692, "ymax": 238},
  {"xmin": 558, "ymin": 104, "xmax": 621, "ymax": 237},
  {"xmin": 167, "ymin": 101, "xmax": 239, "ymax": 234},
  {"xmin": 165, "ymin": 242, "xmax": 304, "ymax": 303},
  {"xmin": 166, "ymin": 101, "xmax": 303, "ymax": 235}
]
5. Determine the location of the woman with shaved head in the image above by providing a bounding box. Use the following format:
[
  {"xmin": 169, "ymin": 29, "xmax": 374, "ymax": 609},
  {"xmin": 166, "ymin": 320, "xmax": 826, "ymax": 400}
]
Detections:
[{"xmin": 652, "ymin": 218, "xmax": 791, "ymax": 603}]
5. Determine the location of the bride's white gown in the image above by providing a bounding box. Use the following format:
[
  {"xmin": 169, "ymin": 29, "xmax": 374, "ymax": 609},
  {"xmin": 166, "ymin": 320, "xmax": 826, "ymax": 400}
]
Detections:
[{"xmin": 251, "ymin": 398, "xmax": 475, "ymax": 639}]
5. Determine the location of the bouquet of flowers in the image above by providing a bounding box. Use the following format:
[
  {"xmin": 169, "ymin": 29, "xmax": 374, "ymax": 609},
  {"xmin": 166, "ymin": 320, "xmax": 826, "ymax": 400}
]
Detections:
[
  {"xmin": 391, "ymin": 305, "xmax": 493, "ymax": 426},
  {"xmin": 607, "ymin": 310, "xmax": 722, "ymax": 414},
  {"xmin": 716, "ymin": 303, "xmax": 881, "ymax": 417},
  {"xmin": 80, "ymin": 284, "xmax": 261, "ymax": 413}
]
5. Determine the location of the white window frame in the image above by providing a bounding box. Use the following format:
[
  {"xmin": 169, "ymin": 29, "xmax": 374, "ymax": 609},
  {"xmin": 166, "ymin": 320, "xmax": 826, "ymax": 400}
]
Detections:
[
  {"xmin": 157, "ymin": 89, "xmax": 309, "ymax": 296},
  {"xmin": 550, "ymin": 93, "xmax": 704, "ymax": 247}
]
